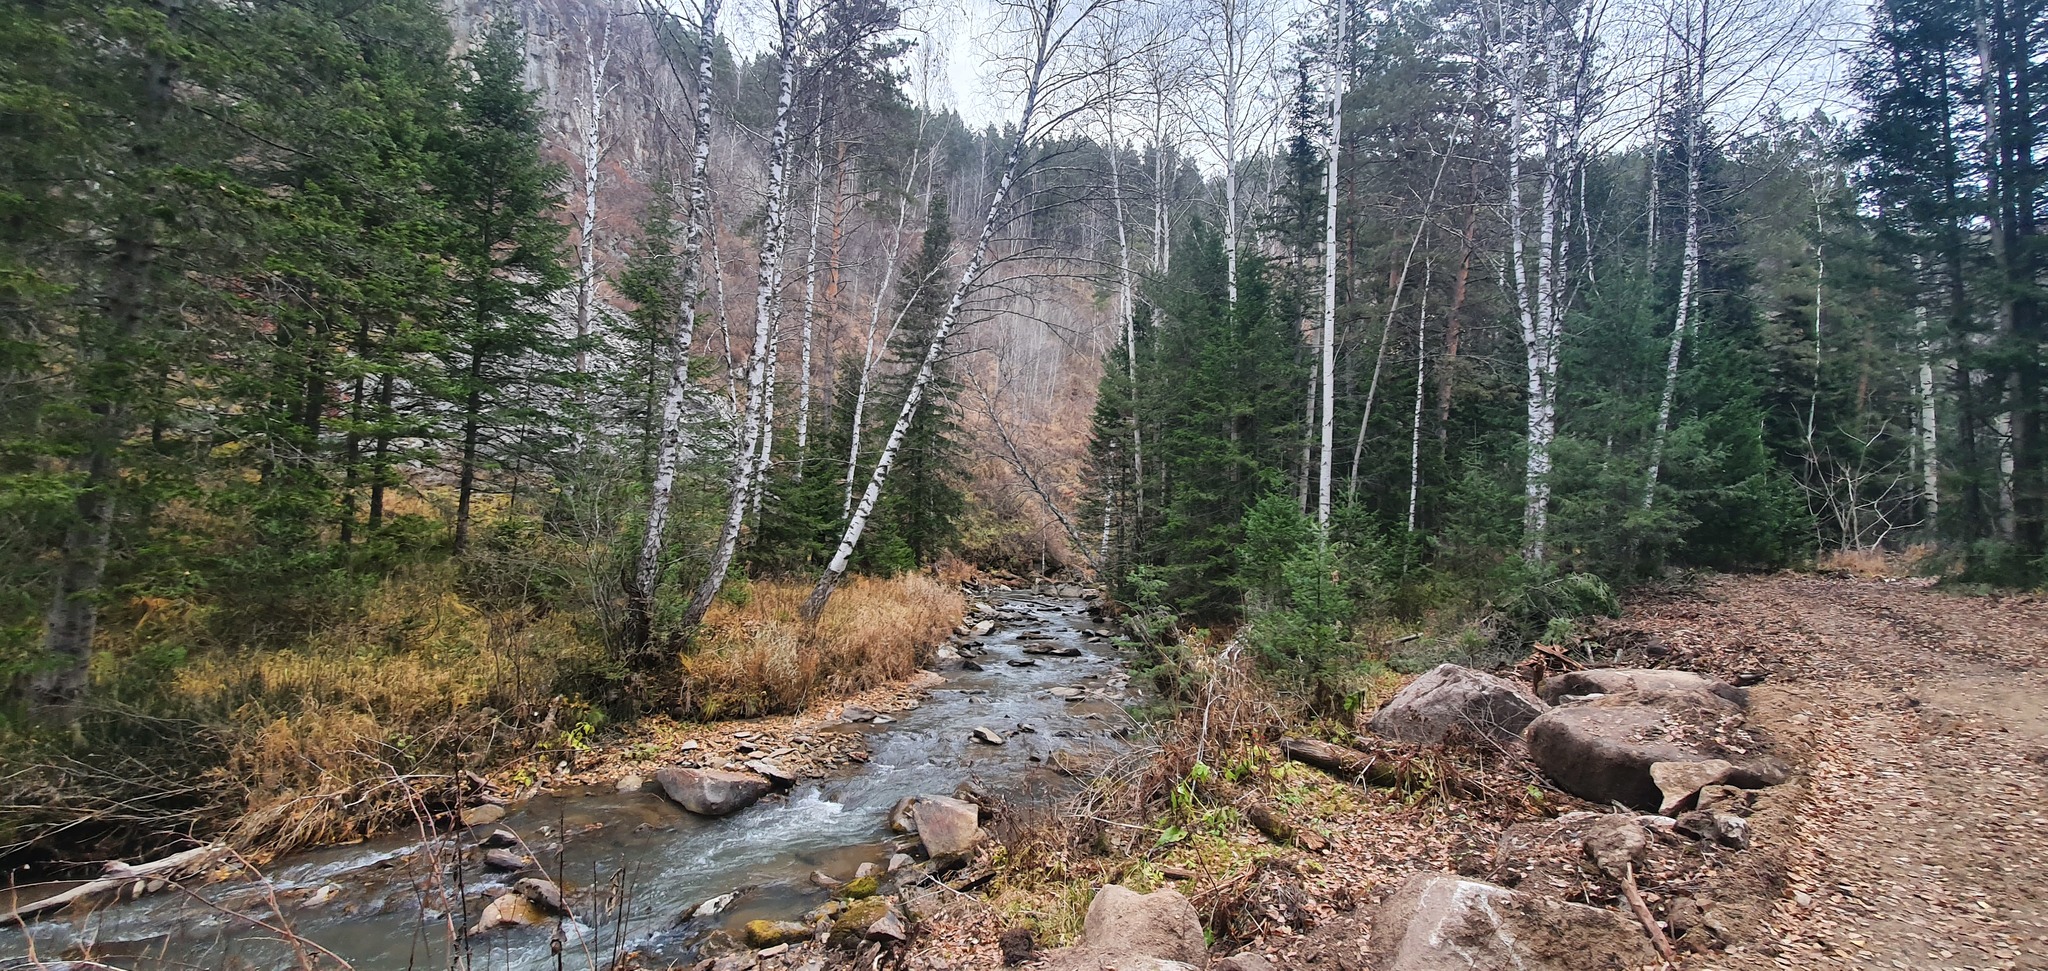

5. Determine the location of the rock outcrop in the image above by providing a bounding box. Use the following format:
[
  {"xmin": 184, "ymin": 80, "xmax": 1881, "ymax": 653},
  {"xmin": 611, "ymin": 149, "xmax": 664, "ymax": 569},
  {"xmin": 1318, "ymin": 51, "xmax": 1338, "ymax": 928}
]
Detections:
[
  {"xmin": 1538, "ymin": 667, "xmax": 1749, "ymax": 707},
  {"xmin": 1525, "ymin": 683, "xmax": 1786, "ymax": 809},
  {"xmin": 1367, "ymin": 663, "xmax": 1548, "ymax": 746},
  {"xmin": 1369, "ymin": 873, "xmax": 1660, "ymax": 970}
]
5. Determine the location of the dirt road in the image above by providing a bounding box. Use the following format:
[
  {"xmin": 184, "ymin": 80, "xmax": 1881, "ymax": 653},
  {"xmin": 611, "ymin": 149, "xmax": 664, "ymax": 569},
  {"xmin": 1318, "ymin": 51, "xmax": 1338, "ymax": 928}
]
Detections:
[{"xmin": 1616, "ymin": 573, "xmax": 2048, "ymax": 970}]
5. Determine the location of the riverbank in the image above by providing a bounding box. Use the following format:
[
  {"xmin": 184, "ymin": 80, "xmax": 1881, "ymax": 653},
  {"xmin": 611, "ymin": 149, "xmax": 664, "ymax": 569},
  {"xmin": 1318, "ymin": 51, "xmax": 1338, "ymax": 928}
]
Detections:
[
  {"xmin": 870, "ymin": 571, "xmax": 2046, "ymax": 971},
  {"xmin": 1, "ymin": 585, "xmax": 1129, "ymax": 970},
  {"xmin": 0, "ymin": 571, "xmax": 968, "ymax": 876}
]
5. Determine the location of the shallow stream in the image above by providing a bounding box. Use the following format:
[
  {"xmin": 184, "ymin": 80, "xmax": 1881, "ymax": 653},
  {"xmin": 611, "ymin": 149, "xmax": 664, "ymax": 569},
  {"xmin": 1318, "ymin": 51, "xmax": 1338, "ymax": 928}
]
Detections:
[{"xmin": 0, "ymin": 590, "xmax": 1131, "ymax": 971}]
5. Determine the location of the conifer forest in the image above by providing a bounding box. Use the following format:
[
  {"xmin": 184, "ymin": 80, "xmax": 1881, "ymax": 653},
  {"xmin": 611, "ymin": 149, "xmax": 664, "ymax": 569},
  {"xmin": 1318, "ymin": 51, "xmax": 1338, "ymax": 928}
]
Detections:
[{"xmin": 2, "ymin": 0, "xmax": 2046, "ymax": 965}]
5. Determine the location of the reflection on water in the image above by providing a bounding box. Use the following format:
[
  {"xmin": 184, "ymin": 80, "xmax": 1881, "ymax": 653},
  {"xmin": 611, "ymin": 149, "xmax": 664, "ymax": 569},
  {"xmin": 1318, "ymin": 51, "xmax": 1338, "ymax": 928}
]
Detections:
[{"xmin": 0, "ymin": 593, "xmax": 1132, "ymax": 971}]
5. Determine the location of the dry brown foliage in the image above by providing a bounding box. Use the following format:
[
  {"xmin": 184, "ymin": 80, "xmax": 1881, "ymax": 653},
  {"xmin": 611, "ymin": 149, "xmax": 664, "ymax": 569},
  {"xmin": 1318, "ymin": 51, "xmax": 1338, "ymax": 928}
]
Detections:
[{"xmin": 680, "ymin": 573, "xmax": 964, "ymax": 719}]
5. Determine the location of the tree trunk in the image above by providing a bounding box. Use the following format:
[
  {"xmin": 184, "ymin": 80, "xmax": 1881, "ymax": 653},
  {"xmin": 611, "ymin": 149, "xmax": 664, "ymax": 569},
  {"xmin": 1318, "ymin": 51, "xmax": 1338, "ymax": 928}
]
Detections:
[
  {"xmin": 574, "ymin": 12, "xmax": 615, "ymax": 376},
  {"xmin": 33, "ymin": 0, "xmax": 183, "ymax": 714},
  {"xmin": 630, "ymin": 0, "xmax": 722, "ymax": 642},
  {"xmin": 1407, "ymin": 260, "xmax": 1433, "ymax": 531},
  {"xmin": 803, "ymin": 0, "xmax": 1069, "ymax": 622},
  {"xmin": 1317, "ymin": 0, "xmax": 1345, "ymax": 528},
  {"xmin": 1642, "ymin": 124, "xmax": 1701, "ymax": 510},
  {"xmin": 683, "ymin": 0, "xmax": 800, "ymax": 630},
  {"xmin": 795, "ymin": 116, "xmax": 826, "ymax": 475}
]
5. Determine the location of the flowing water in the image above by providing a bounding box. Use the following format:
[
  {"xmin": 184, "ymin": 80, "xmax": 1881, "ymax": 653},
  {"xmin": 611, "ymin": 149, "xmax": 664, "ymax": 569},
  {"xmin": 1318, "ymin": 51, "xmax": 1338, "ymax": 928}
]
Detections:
[{"xmin": 1, "ymin": 591, "xmax": 1132, "ymax": 971}]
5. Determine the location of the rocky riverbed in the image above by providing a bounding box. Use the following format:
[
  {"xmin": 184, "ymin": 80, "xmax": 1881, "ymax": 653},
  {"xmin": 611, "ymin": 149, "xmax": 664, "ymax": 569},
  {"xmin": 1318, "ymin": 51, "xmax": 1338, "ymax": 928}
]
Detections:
[{"xmin": 0, "ymin": 587, "xmax": 1132, "ymax": 971}]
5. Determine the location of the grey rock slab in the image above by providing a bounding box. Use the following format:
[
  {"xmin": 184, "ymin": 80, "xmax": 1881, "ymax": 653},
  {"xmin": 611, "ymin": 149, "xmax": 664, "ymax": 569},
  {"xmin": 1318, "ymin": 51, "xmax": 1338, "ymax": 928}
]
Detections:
[
  {"xmin": 1369, "ymin": 873, "xmax": 1659, "ymax": 971},
  {"xmin": 1367, "ymin": 663, "xmax": 1547, "ymax": 746},
  {"xmin": 651, "ymin": 767, "xmax": 773, "ymax": 817}
]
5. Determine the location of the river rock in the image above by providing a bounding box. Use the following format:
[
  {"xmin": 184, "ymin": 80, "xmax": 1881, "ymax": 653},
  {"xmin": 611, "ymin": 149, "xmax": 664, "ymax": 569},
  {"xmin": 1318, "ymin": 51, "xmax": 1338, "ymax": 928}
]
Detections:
[
  {"xmin": 478, "ymin": 827, "xmax": 518, "ymax": 849},
  {"xmin": 481, "ymin": 848, "xmax": 528, "ymax": 872},
  {"xmin": 1213, "ymin": 955, "xmax": 1279, "ymax": 971},
  {"xmin": 1525, "ymin": 690, "xmax": 1785, "ymax": 810},
  {"xmin": 470, "ymin": 890, "xmax": 547, "ymax": 934},
  {"xmin": 744, "ymin": 919, "xmax": 812, "ymax": 948},
  {"xmin": 828, "ymin": 896, "xmax": 902, "ymax": 948},
  {"xmin": 1538, "ymin": 668, "xmax": 1750, "ymax": 707},
  {"xmin": 1674, "ymin": 809, "xmax": 1749, "ymax": 847},
  {"xmin": 1652, "ymin": 758, "xmax": 1737, "ymax": 814},
  {"xmin": 889, "ymin": 795, "xmax": 920, "ymax": 834},
  {"xmin": 1366, "ymin": 663, "xmax": 1548, "ymax": 746},
  {"xmin": 841, "ymin": 706, "xmax": 879, "ymax": 723},
  {"xmin": 514, "ymin": 877, "xmax": 567, "ymax": 915},
  {"xmin": 910, "ymin": 795, "xmax": 983, "ymax": 860},
  {"xmin": 1007, "ymin": 658, "xmax": 1038, "ymax": 667},
  {"xmin": 1050, "ymin": 686, "xmax": 1084, "ymax": 699},
  {"xmin": 1580, "ymin": 814, "xmax": 1648, "ymax": 879},
  {"xmin": 614, "ymin": 774, "xmax": 645, "ymax": 793},
  {"xmin": 971, "ymin": 726, "xmax": 1006, "ymax": 745},
  {"xmin": 459, "ymin": 804, "xmax": 506, "ymax": 827},
  {"xmin": 652, "ymin": 767, "xmax": 773, "ymax": 817},
  {"xmin": 1369, "ymin": 873, "xmax": 1659, "ymax": 970},
  {"xmin": 743, "ymin": 759, "xmax": 797, "ymax": 787}
]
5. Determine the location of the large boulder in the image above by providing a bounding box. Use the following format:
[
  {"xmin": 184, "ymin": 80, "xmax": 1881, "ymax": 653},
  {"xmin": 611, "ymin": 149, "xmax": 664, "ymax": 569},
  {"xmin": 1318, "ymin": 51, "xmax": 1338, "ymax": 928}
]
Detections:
[
  {"xmin": 651, "ymin": 767, "xmax": 772, "ymax": 817},
  {"xmin": 1076, "ymin": 886, "xmax": 1206, "ymax": 965},
  {"xmin": 1036, "ymin": 885, "xmax": 1205, "ymax": 971},
  {"xmin": 1525, "ymin": 690, "xmax": 1786, "ymax": 809},
  {"xmin": 1370, "ymin": 873, "xmax": 1659, "ymax": 971},
  {"xmin": 1367, "ymin": 663, "xmax": 1548, "ymax": 746},
  {"xmin": 1538, "ymin": 668, "xmax": 1748, "ymax": 707},
  {"xmin": 909, "ymin": 795, "xmax": 984, "ymax": 860}
]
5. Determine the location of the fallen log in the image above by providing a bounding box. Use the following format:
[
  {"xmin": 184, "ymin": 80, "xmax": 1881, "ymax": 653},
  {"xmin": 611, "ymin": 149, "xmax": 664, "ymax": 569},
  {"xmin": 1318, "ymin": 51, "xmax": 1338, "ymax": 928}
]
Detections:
[
  {"xmin": 3, "ymin": 842, "xmax": 232, "ymax": 923},
  {"xmin": 1278, "ymin": 737, "xmax": 1484, "ymax": 799}
]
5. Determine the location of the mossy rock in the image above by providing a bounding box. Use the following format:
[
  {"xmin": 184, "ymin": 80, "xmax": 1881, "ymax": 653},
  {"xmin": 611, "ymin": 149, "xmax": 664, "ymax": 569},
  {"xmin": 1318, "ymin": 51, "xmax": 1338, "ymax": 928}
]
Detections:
[
  {"xmin": 827, "ymin": 896, "xmax": 896, "ymax": 948},
  {"xmin": 836, "ymin": 875, "xmax": 880, "ymax": 900},
  {"xmin": 743, "ymin": 919, "xmax": 811, "ymax": 948}
]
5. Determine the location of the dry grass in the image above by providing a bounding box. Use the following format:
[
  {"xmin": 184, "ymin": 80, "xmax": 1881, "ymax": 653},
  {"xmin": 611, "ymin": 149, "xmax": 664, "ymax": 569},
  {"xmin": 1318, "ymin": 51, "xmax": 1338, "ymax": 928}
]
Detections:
[
  {"xmin": 114, "ymin": 563, "xmax": 605, "ymax": 856},
  {"xmin": 681, "ymin": 573, "xmax": 965, "ymax": 719},
  {"xmin": 1816, "ymin": 544, "xmax": 1937, "ymax": 578}
]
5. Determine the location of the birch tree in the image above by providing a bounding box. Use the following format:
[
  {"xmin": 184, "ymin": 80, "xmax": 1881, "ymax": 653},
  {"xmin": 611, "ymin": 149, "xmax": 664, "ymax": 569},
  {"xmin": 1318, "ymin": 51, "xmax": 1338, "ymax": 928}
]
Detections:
[
  {"xmin": 802, "ymin": 0, "xmax": 1124, "ymax": 621},
  {"xmin": 630, "ymin": 0, "xmax": 722, "ymax": 642},
  {"xmin": 1639, "ymin": 0, "xmax": 1831, "ymax": 510},
  {"xmin": 1194, "ymin": 0, "xmax": 1279, "ymax": 316},
  {"xmin": 683, "ymin": 0, "xmax": 804, "ymax": 630},
  {"xmin": 1485, "ymin": 0, "xmax": 1593, "ymax": 562},
  {"xmin": 1315, "ymin": 0, "xmax": 1345, "ymax": 528},
  {"xmin": 572, "ymin": 9, "xmax": 618, "ymax": 376}
]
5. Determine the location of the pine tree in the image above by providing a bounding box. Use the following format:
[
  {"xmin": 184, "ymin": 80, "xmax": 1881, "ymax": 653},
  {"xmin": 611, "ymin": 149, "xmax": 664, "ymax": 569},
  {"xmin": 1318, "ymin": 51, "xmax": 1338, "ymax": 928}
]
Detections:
[
  {"xmin": 875, "ymin": 194, "xmax": 965, "ymax": 566},
  {"xmin": 437, "ymin": 17, "xmax": 570, "ymax": 556}
]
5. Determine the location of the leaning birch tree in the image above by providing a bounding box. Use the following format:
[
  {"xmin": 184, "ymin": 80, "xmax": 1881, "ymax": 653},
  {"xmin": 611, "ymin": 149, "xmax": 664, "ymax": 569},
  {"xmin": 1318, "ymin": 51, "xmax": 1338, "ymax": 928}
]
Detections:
[
  {"xmin": 630, "ymin": 0, "xmax": 723, "ymax": 644},
  {"xmin": 802, "ymin": 0, "xmax": 1125, "ymax": 621}
]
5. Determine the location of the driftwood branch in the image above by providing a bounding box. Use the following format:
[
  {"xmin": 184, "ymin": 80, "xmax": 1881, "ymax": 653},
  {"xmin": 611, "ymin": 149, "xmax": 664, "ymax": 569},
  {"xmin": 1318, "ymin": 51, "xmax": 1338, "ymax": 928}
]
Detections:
[
  {"xmin": 4, "ymin": 842, "xmax": 232, "ymax": 923},
  {"xmin": 1279, "ymin": 737, "xmax": 1484, "ymax": 799},
  {"xmin": 1623, "ymin": 863, "xmax": 1680, "ymax": 963}
]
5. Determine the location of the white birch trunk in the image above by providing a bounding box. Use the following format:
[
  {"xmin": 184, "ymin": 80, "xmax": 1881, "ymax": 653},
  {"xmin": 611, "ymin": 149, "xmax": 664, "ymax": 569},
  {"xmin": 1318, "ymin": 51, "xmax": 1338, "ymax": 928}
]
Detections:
[
  {"xmin": 1915, "ymin": 291, "xmax": 1940, "ymax": 521},
  {"xmin": 804, "ymin": 1, "xmax": 1066, "ymax": 621},
  {"xmin": 684, "ymin": 0, "xmax": 801, "ymax": 629},
  {"xmin": 632, "ymin": 0, "xmax": 722, "ymax": 634},
  {"xmin": 795, "ymin": 112, "xmax": 826, "ymax": 472},
  {"xmin": 574, "ymin": 13, "xmax": 616, "ymax": 376},
  {"xmin": 1105, "ymin": 104, "xmax": 1143, "ymax": 533},
  {"xmin": 843, "ymin": 153, "xmax": 929, "ymax": 516},
  {"xmin": 1642, "ymin": 93, "xmax": 1702, "ymax": 510},
  {"xmin": 1407, "ymin": 260, "xmax": 1433, "ymax": 531},
  {"xmin": 1316, "ymin": 0, "xmax": 1345, "ymax": 528}
]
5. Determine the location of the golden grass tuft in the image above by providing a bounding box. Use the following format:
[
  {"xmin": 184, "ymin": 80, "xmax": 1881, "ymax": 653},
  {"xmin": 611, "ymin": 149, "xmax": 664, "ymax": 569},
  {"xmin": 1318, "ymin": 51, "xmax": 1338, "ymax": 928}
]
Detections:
[
  {"xmin": 682, "ymin": 573, "xmax": 965, "ymax": 719},
  {"xmin": 1816, "ymin": 544, "xmax": 1937, "ymax": 578}
]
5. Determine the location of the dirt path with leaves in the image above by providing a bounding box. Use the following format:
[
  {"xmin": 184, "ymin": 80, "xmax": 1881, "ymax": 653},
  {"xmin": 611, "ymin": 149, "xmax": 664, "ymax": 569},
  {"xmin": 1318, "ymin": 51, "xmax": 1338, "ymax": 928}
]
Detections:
[{"xmin": 1614, "ymin": 573, "xmax": 2048, "ymax": 971}]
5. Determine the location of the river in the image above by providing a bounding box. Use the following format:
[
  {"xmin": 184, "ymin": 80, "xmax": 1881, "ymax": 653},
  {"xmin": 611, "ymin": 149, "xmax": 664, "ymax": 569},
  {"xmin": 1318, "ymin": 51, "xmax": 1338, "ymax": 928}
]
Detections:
[{"xmin": 1, "ymin": 590, "xmax": 1131, "ymax": 971}]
